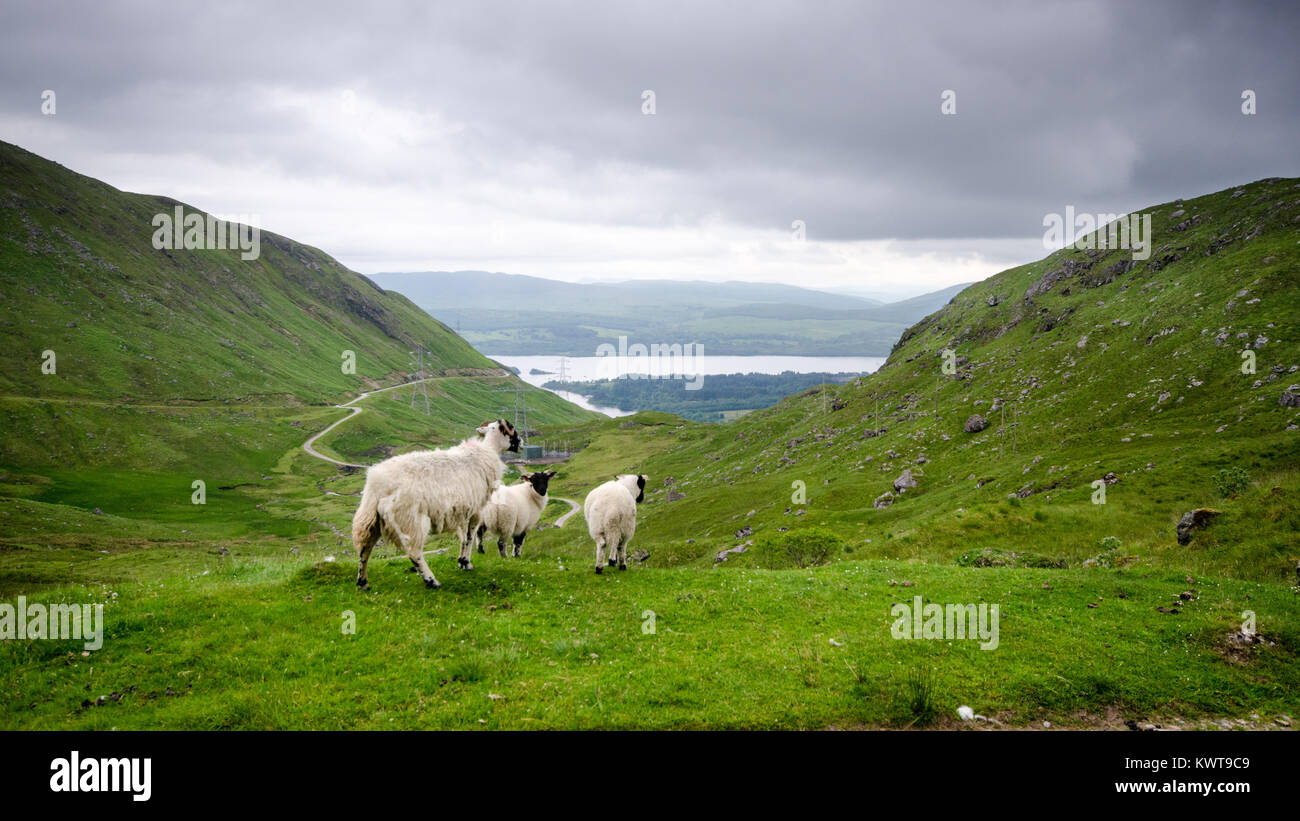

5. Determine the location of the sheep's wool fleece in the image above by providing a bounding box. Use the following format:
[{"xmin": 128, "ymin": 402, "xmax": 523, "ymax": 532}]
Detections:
[
  {"xmin": 584, "ymin": 479, "xmax": 638, "ymax": 543},
  {"xmin": 367, "ymin": 440, "xmax": 505, "ymax": 535}
]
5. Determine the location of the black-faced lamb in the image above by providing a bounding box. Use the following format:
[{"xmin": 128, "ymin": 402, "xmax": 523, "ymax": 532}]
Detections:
[{"xmin": 471, "ymin": 469, "xmax": 555, "ymax": 558}]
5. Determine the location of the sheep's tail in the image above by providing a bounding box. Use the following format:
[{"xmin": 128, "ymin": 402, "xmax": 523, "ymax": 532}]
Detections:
[{"xmin": 351, "ymin": 485, "xmax": 382, "ymax": 553}]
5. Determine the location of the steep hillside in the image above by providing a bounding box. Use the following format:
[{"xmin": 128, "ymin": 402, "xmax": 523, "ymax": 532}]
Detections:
[
  {"xmin": 0, "ymin": 140, "xmax": 494, "ymax": 404},
  {"xmin": 0, "ymin": 141, "xmax": 598, "ymax": 508},
  {"xmin": 535, "ymin": 177, "xmax": 1300, "ymax": 582}
]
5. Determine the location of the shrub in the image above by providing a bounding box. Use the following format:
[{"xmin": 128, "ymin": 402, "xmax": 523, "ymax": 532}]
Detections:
[
  {"xmin": 752, "ymin": 526, "xmax": 845, "ymax": 569},
  {"xmin": 1211, "ymin": 467, "xmax": 1251, "ymax": 498},
  {"xmin": 1082, "ymin": 536, "xmax": 1138, "ymax": 568}
]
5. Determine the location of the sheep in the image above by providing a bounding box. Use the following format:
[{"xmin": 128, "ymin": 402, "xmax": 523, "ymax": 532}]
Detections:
[
  {"xmin": 352, "ymin": 419, "xmax": 520, "ymax": 590},
  {"xmin": 583, "ymin": 474, "xmax": 646, "ymax": 573},
  {"xmin": 471, "ymin": 469, "xmax": 556, "ymax": 558}
]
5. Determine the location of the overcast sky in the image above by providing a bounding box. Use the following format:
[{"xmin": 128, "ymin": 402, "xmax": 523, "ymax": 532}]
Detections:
[{"xmin": 2, "ymin": 0, "xmax": 1296, "ymax": 299}]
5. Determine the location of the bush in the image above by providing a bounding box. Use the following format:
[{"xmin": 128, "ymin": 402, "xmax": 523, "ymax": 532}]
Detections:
[
  {"xmin": 752, "ymin": 526, "xmax": 845, "ymax": 569},
  {"xmin": 1082, "ymin": 536, "xmax": 1138, "ymax": 568},
  {"xmin": 1211, "ymin": 467, "xmax": 1251, "ymax": 498}
]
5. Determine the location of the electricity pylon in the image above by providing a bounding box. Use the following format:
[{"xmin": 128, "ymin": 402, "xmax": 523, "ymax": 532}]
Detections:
[{"xmin": 409, "ymin": 346, "xmax": 430, "ymax": 414}]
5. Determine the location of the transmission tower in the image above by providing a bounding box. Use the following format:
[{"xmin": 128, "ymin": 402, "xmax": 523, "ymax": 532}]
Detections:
[{"xmin": 409, "ymin": 346, "xmax": 430, "ymax": 414}]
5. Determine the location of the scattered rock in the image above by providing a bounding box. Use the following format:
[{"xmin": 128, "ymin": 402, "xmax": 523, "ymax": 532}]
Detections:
[
  {"xmin": 666, "ymin": 491, "xmax": 686, "ymax": 502},
  {"xmin": 964, "ymin": 414, "xmax": 988, "ymax": 433},
  {"xmin": 1176, "ymin": 508, "xmax": 1221, "ymax": 545},
  {"xmin": 893, "ymin": 469, "xmax": 918, "ymax": 494},
  {"xmin": 873, "ymin": 492, "xmax": 894, "ymax": 509},
  {"xmin": 1279, "ymin": 385, "xmax": 1300, "ymax": 408},
  {"xmin": 714, "ymin": 545, "xmax": 747, "ymax": 563}
]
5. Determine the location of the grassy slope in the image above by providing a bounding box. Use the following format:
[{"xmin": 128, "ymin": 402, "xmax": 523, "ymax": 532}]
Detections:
[
  {"xmin": 2, "ymin": 162, "xmax": 1297, "ymax": 729},
  {"xmin": 0, "ymin": 140, "xmax": 494, "ymax": 403},
  {"xmin": 533, "ymin": 177, "xmax": 1300, "ymax": 584}
]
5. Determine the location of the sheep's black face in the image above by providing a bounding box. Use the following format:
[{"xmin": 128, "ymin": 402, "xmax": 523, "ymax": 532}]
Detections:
[
  {"xmin": 635, "ymin": 474, "xmax": 646, "ymax": 503},
  {"xmin": 527, "ymin": 470, "xmax": 555, "ymax": 496}
]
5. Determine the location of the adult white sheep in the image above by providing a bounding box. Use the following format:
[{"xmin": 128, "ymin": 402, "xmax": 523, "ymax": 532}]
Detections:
[
  {"xmin": 352, "ymin": 419, "xmax": 520, "ymax": 591},
  {"xmin": 583, "ymin": 473, "xmax": 646, "ymax": 573},
  {"xmin": 471, "ymin": 469, "xmax": 556, "ymax": 558}
]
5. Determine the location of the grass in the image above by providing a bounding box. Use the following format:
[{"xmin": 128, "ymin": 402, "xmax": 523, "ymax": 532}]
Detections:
[{"xmin": 3, "ymin": 535, "xmax": 1297, "ymax": 729}]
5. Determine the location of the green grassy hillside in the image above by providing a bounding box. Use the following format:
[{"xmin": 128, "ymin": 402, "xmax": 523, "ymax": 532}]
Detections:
[
  {"xmin": 531, "ymin": 178, "xmax": 1300, "ymax": 585},
  {"xmin": 0, "ymin": 140, "xmax": 496, "ymax": 404},
  {"xmin": 1, "ymin": 154, "xmax": 1296, "ymax": 730}
]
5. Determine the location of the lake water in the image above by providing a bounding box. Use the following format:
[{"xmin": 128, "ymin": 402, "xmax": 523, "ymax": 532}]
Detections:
[{"xmin": 490, "ymin": 354, "xmax": 887, "ymax": 418}]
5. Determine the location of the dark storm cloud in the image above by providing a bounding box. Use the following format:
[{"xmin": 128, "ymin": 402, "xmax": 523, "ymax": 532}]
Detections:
[{"xmin": 1, "ymin": 0, "xmax": 1296, "ymax": 246}]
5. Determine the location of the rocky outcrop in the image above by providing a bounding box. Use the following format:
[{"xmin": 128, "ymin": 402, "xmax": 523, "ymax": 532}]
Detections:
[
  {"xmin": 964, "ymin": 414, "xmax": 988, "ymax": 433},
  {"xmin": 893, "ymin": 469, "xmax": 918, "ymax": 494},
  {"xmin": 1280, "ymin": 384, "xmax": 1300, "ymax": 408},
  {"xmin": 1176, "ymin": 508, "xmax": 1221, "ymax": 545}
]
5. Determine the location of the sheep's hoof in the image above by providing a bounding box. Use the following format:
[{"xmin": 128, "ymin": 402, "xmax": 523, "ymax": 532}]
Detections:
[
  {"xmin": 458, "ymin": 559, "xmax": 474, "ymax": 571},
  {"xmin": 357, "ymin": 580, "xmax": 370, "ymax": 591},
  {"xmin": 477, "ymin": 545, "xmax": 485, "ymax": 554},
  {"xmin": 594, "ymin": 566, "xmax": 603, "ymax": 574},
  {"xmin": 513, "ymin": 551, "xmax": 522, "ymax": 558},
  {"xmin": 618, "ymin": 563, "xmax": 627, "ymax": 571},
  {"xmin": 607, "ymin": 558, "xmax": 617, "ymax": 567},
  {"xmin": 425, "ymin": 578, "xmax": 442, "ymax": 589}
]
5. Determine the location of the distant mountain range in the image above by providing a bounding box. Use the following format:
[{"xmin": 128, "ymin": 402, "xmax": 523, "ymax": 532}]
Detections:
[{"xmin": 366, "ymin": 270, "xmax": 972, "ymax": 356}]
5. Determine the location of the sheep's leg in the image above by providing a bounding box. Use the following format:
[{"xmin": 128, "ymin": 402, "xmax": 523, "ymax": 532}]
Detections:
[
  {"xmin": 411, "ymin": 553, "xmax": 441, "ymax": 589},
  {"xmin": 617, "ymin": 537, "xmax": 628, "ymax": 571},
  {"xmin": 403, "ymin": 519, "xmax": 440, "ymax": 589},
  {"xmin": 472, "ymin": 523, "xmax": 487, "ymax": 555},
  {"xmin": 497, "ymin": 536, "xmax": 508, "ymax": 558},
  {"xmin": 456, "ymin": 521, "xmax": 475, "ymax": 571},
  {"xmin": 512, "ymin": 532, "xmax": 525, "ymax": 558},
  {"xmin": 594, "ymin": 536, "xmax": 606, "ymax": 574},
  {"xmin": 356, "ymin": 522, "xmax": 381, "ymax": 591}
]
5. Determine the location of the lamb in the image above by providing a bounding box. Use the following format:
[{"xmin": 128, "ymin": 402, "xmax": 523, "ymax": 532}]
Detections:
[
  {"xmin": 352, "ymin": 419, "xmax": 520, "ymax": 591},
  {"xmin": 471, "ymin": 469, "xmax": 556, "ymax": 558},
  {"xmin": 583, "ymin": 474, "xmax": 646, "ymax": 573}
]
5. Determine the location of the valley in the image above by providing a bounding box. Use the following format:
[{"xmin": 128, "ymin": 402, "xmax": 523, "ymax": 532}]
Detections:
[{"xmin": 1, "ymin": 140, "xmax": 1298, "ymax": 730}]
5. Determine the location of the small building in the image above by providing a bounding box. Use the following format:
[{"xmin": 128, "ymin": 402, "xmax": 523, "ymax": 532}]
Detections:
[{"xmin": 518, "ymin": 444, "xmax": 543, "ymax": 461}]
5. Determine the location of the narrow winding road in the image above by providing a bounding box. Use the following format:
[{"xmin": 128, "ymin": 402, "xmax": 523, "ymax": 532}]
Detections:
[{"xmin": 300, "ymin": 378, "xmax": 581, "ymax": 528}]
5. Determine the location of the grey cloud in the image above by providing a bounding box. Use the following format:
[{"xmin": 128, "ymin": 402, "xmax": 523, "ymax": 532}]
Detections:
[{"xmin": 1, "ymin": 0, "xmax": 1296, "ymax": 245}]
